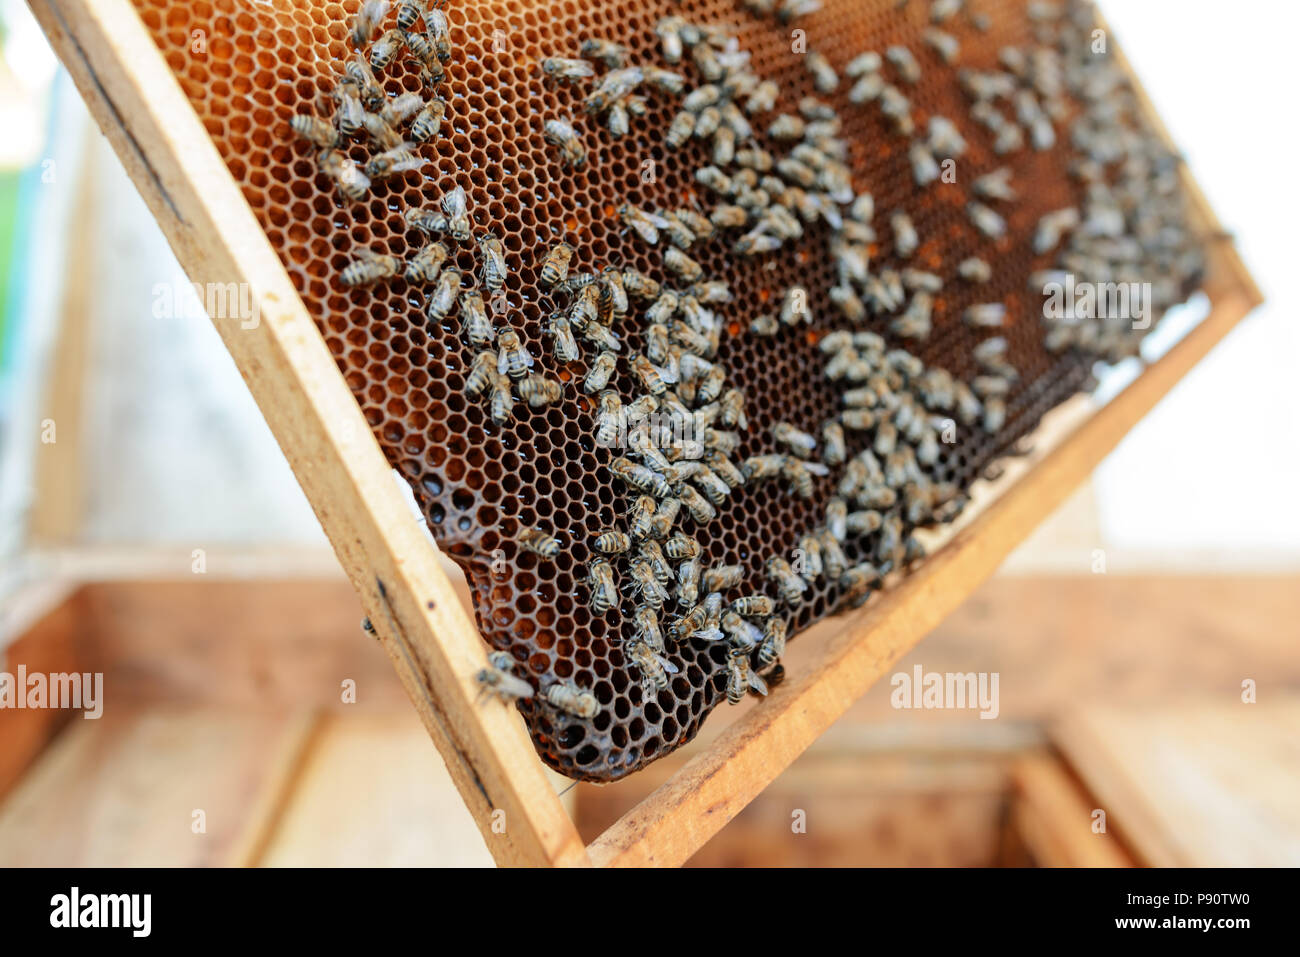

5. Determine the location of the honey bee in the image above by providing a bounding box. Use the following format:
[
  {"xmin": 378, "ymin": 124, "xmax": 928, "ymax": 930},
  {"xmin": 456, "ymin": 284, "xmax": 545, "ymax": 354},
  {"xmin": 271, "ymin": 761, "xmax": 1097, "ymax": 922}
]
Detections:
[
  {"xmin": 518, "ymin": 374, "xmax": 563, "ymax": 408},
  {"xmin": 982, "ymin": 396, "xmax": 1006, "ymax": 433},
  {"xmin": 640, "ymin": 540, "xmax": 673, "ymax": 587},
  {"xmin": 626, "ymin": 559, "xmax": 670, "ymax": 608},
  {"xmin": 360, "ymin": 109, "xmax": 403, "ymax": 150},
  {"xmin": 441, "ymin": 185, "xmax": 472, "ymax": 242},
  {"xmin": 424, "ymin": 6, "xmax": 451, "ymax": 61},
  {"xmin": 340, "ymin": 248, "xmax": 401, "ymax": 287},
  {"xmin": 628, "ymin": 639, "xmax": 678, "ymax": 692},
  {"xmin": 538, "ymin": 242, "xmax": 574, "ymax": 288},
  {"xmin": 627, "ymin": 496, "xmax": 657, "ymax": 541},
  {"xmin": 578, "ymin": 352, "xmax": 619, "ymax": 395},
  {"xmin": 783, "ymin": 458, "xmax": 827, "ymax": 499},
  {"xmin": 778, "ymin": 286, "xmax": 810, "ymax": 326},
  {"xmin": 890, "ymin": 210, "xmax": 919, "ymax": 258},
  {"xmin": 586, "ymin": 66, "xmax": 644, "ymax": 114},
  {"xmin": 841, "ymin": 563, "xmax": 882, "ymax": 605},
  {"xmin": 654, "ymin": 15, "xmax": 685, "ymax": 63},
  {"xmin": 702, "ymin": 564, "xmax": 743, "ymax": 593},
  {"xmin": 721, "ymin": 611, "xmax": 764, "ymax": 652},
  {"xmin": 402, "ymin": 29, "xmax": 441, "ymax": 74},
  {"xmin": 592, "ymin": 528, "xmax": 631, "ymax": 555},
  {"xmin": 665, "ymin": 110, "xmax": 696, "ymax": 149},
  {"xmin": 677, "ymin": 484, "xmax": 716, "ymax": 524},
  {"xmin": 750, "ymin": 313, "xmax": 779, "ymax": 336},
  {"xmin": 621, "ymin": 269, "xmax": 660, "ymax": 301},
  {"xmin": 577, "ymin": 314, "xmax": 621, "ymax": 353},
  {"xmin": 543, "ymin": 314, "xmax": 578, "ymax": 363},
  {"xmin": 1034, "ymin": 207, "xmax": 1081, "ymax": 254},
  {"xmin": 518, "ymin": 526, "xmax": 561, "ymax": 559},
  {"xmin": 676, "ymin": 556, "xmax": 702, "ymax": 609},
  {"xmin": 691, "ymin": 466, "xmax": 731, "ymax": 506},
  {"xmin": 847, "ymin": 509, "xmax": 884, "ymax": 535},
  {"xmin": 496, "ymin": 328, "xmax": 535, "ymax": 379},
  {"xmin": 345, "ymin": 55, "xmax": 384, "ymax": 108},
  {"xmin": 766, "ymin": 557, "xmax": 807, "ymax": 604},
  {"xmin": 365, "ymin": 145, "xmax": 423, "ymax": 179},
  {"xmin": 410, "ymin": 97, "xmax": 447, "ymax": 141},
  {"xmin": 456, "ymin": 290, "xmax": 493, "ymax": 345},
  {"xmin": 465, "ymin": 350, "xmax": 496, "ymax": 396},
  {"xmin": 595, "ymin": 391, "xmax": 623, "ymax": 448},
  {"xmin": 330, "ymin": 81, "xmax": 365, "ymax": 137},
  {"xmin": 796, "ymin": 534, "xmax": 823, "ymax": 583},
  {"xmin": 587, "ymin": 559, "xmax": 618, "ymax": 614},
  {"xmin": 726, "ymin": 652, "xmax": 768, "ymax": 704},
  {"xmin": 545, "ymin": 680, "xmax": 599, "ymax": 719},
  {"xmin": 402, "ymin": 242, "xmax": 447, "ymax": 285},
  {"xmin": 650, "ymin": 496, "xmax": 680, "ymax": 538},
  {"xmin": 369, "ymin": 28, "xmax": 404, "ymax": 70},
  {"xmin": 893, "ymin": 292, "xmax": 933, "ymax": 340},
  {"xmin": 972, "ymin": 166, "xmax": 1016, "ymax": 203},
  {"xmin": 773, "ymin": 422, "xmax": 817, "ymax": 459},
  {"xmin": 476, "ymin": 651, "xmax": 534, "ymax": 703},
  {"xmin": 672, "ymin": 591, "xmax": 716, "ymax": 642},
  {"xmin": 816, "ymin": 530, "xmax": 846, "ymax": 581},
  {"xmin": 396, "ymin": 0, "xmax": 425, "ymax": 30},
  {"xmin": 476, "ymin": 232, "xmax": 507, "ymax": 292},
  {"xmin": 540, "ymin": 56, "xmax": 595, "ymax": 82},
  {"xmin": 630, "ymin": 355, "xmax": 667, "ymax": 396},
  {"xmin": 805, "ymin": 50, "xmax": 838, "ymax": 93},
  {"xmin": 581, "ymin": 38, "xmax": 631, "ymax": 69},
  {"xmin": 489, "ymin": 372, "xmax": 513, "ymax": 424},
  {"xmin": 351, "ymin": 0, "xmax": 390, "ymax": 48},
  {"xmin": 600, "ymin": 268, "xmax": 628, "ymax": 316},
  {"xmin": 611, "ymin": 456, "xmax": 670, "ymax": 498},
  {"xmin": 424, "ymin": 266, "xmax": 462, "ymax": 320},
  {"xmin": 291, "ymin": 113, "xmax": 340, "ymax": 149},
  {"xmin": 619, "ymin": 204, "xmax": 671, "ymax": 246},
  {"xmin": 542, "ymin": 117, "xmax": 586, "ymax": 168},
  {"xmin": 952, "ymin": 258, "xmax": 990, "ymax": 285},
  {"xmin": 705, "ymin": 452, "xmax": 745, "ymax": 492},
  {"xmin": 964, "ymin": 303, "xmax": 1006, "ymax": 328},
  {"xmin": 731, "ymin": 595, "xmax": 775, "ymax": 617},
  {"xmin": 968, "ymin": 202, "xmax": 1007, "ymax": 240},
  {"xmin": 757, "ymin": 618, "xmax": 787, "ymax": 668}
]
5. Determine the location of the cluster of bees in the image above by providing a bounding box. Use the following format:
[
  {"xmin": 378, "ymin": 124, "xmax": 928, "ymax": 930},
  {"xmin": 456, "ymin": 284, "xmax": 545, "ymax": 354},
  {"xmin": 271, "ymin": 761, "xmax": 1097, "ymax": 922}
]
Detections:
[{"xmin": 327, "ymin": 0, "xmax": 1204, "ymax": 741}]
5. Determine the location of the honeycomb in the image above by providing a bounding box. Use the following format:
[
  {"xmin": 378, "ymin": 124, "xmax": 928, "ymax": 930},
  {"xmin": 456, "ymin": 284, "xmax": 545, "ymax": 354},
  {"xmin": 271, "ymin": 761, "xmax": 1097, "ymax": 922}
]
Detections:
[{"xmin": 132, "ymin": 0, "xmax": 1204, "ymax": 780}]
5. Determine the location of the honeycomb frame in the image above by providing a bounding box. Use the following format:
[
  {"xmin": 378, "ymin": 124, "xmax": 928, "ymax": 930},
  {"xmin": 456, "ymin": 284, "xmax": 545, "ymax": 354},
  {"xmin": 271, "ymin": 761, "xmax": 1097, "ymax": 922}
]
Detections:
[{"xmin": 107, "ymin": 0, "xmax": 1221, "ymax": 783}]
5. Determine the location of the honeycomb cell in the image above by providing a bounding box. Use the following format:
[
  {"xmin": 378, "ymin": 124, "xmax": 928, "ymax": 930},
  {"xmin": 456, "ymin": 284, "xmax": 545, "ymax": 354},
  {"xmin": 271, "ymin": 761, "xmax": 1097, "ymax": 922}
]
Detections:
[{"xmin": 134, "ymin": 0, "xmax": 1202, "ymax": 781}]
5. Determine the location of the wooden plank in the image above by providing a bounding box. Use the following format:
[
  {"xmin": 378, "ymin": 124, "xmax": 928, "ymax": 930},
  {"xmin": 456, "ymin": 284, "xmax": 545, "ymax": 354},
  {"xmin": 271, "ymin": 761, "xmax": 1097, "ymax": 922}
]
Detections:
[
  {"xmin": 26, "ymin": 0, "xmax": 586, "ymax": 868},
  {"xmin": 1009, "ymin": 755, "xmax": 1133, "ymax": 867},
  {"xmin": 0, "ymin": 706, "xmax": 316, "ymax": 866},
  {"xmin": 27, "ymin": 133, "xmax": 97, "ymax": 545},
  {"xmin": 1054, "ymin": 699, "xmax": 1300, "ymax": 867},
  {"xmin": 255, "ymin": 711, "xmax": 496, "ymax": 867},
  {"xmin": 0, "ymin": 587, "xmax": 84, "ymax": 799},
  {"xmin": 588, "ymin": 285, "xmax": 1257, "ymax": 867}
]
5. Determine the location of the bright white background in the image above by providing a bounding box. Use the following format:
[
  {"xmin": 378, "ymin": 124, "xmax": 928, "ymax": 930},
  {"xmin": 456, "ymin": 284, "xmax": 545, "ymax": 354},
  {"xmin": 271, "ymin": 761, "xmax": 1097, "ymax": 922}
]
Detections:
[{"xmin": 1093, "ymin": 1, "xmax": 1300, "ymax": 560}]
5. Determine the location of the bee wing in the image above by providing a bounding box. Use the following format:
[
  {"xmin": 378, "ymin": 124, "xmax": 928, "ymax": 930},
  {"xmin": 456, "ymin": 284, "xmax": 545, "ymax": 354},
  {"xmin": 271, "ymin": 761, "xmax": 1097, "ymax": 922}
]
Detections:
[
  {"xmin": 497, "ymin": 348, "xmax": 510, "ymax": 376},
  {"xmin": 659, "ymin": 655, "xmax": 680, "ymax": 674},
  {"xmin": 748, "ymin": 671, "xmax": 769, "ymax": 696}
]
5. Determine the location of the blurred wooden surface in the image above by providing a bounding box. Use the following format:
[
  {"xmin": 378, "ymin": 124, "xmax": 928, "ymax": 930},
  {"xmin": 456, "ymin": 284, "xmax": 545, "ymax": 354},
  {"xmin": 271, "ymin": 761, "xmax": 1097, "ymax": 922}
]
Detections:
[
  {"xmin": 1055, "ymin": 699, "xmax": 1300, "ymax": 867},
  {"xmin": 2, "ymin": 571, "xmax": 1296, "ymax": 866}
]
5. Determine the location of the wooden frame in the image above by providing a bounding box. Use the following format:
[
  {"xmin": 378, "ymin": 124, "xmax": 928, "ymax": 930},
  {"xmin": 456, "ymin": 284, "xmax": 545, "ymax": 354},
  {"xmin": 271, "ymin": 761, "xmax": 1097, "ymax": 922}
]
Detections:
[{"xmin": 27, "ymin": 0, "xmax": 1261, "ymax": 867}]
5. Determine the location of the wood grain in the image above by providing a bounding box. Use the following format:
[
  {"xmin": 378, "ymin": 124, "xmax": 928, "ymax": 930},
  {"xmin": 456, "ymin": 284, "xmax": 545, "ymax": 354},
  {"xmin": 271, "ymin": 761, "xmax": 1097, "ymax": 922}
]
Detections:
[
  {"xmin": 1055, "ymin": 700, "xmax": 1300, "ymax": 867},
  {"xmin": 1009, "ymin": 755, "xmax": 1134, "ymax": 867},
  {"xmin": 27, "ymin": 0, "xmax": 585, "ymax": 867},
  {"xmin": 0, "ymin": 706, "xmax": 315, "ymax": 866}
]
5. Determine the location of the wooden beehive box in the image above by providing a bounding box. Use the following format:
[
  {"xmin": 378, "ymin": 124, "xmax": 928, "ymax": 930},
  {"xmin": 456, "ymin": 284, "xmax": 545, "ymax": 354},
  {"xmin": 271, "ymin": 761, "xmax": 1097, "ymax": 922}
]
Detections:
[{"xmin": 24, "ymin": 0, "xmax": 1260, "ymax": 866}]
